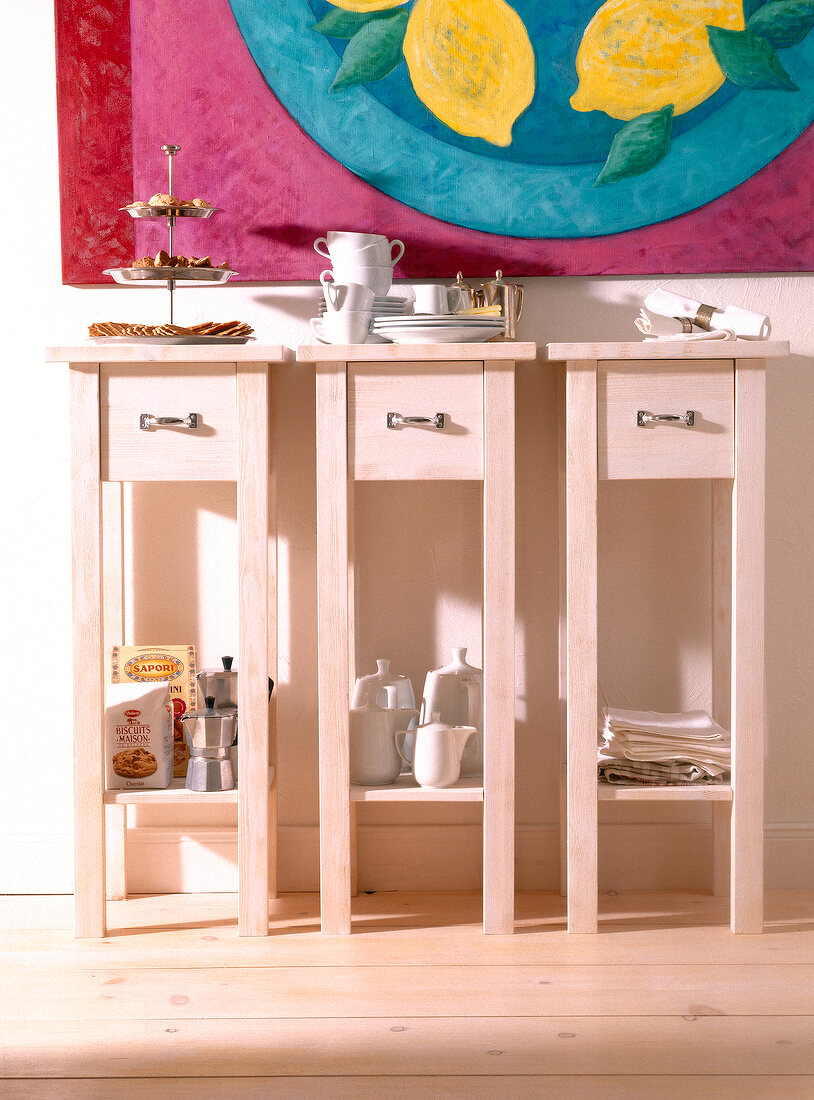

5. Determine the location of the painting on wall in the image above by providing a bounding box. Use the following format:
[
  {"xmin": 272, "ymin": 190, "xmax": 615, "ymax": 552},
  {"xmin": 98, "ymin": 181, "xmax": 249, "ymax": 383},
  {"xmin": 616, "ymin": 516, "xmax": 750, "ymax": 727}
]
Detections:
[{"xmin": 55, "ymin": 0, "xmax": 814, "ymax": 283}]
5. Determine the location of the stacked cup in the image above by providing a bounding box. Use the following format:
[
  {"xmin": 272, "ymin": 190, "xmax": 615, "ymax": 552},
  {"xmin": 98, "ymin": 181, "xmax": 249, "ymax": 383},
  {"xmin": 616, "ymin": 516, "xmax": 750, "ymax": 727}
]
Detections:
[
  {"xmin": 311, "ymin": 271, "xmax": 375, "ymax": 345},
  {"xmin": 314, "ymin": 231, "xmax": 404, "ymax": 297}
]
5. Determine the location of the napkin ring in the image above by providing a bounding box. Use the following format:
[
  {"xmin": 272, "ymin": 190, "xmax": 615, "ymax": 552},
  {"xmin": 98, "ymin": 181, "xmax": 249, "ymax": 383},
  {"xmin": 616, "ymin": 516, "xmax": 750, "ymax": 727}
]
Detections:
[{"xmin": 693, "ymin": 303, "xmax": 717, "ymax": 330}]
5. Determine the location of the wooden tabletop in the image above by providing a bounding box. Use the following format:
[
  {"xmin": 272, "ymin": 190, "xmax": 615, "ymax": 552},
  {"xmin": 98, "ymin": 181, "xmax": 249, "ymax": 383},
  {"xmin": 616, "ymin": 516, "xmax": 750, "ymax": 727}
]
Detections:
[
  {"xmin": 296, "ymin": 342, "xmax": 538, "ymax": 362},
  {"xmin": 45, "ymin": 344, "xmax": 290, "ymax": 363},
  {"xmin": 546, "ymin": 339, "xmax": 789, "ymax": 361}
]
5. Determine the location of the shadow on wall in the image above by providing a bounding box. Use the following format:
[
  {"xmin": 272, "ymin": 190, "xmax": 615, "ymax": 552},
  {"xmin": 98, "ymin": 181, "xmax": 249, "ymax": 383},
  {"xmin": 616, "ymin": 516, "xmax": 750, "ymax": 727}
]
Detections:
[{"xmin": 126, "ymin": 363, "xmax": 321, "ymax": 844}]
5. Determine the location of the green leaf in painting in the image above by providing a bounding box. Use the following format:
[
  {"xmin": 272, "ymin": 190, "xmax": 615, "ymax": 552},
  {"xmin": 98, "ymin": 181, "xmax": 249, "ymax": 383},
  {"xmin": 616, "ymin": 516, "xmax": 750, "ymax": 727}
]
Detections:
[
  {"xmin": 313, "ymin": 8, "xmax": 394, "ymax": 41},
  {"xmin": 595, "ymin": 104, "xmax": 673, "ymax": 186},
  {"xmin": 707, "ymin": 26, "xmax": 798, "ymax": 89},
  {"xmin": 743, "ymin": 0, "xmax": 768, "ymax": 21},
  {"xmin": 329, "ymin": 11, "xmax": 409, "ymax": 91},
  {"xmin": 747, "ymin": 0, "xmax": 814, "ymax": 48}
]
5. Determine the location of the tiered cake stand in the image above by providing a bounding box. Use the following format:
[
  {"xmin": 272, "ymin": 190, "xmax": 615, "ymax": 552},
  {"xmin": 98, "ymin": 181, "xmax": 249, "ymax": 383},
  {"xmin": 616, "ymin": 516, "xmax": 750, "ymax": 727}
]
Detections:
[{"xmin": 102, "ymin": 144, "xmax": 237, "ymax": 330}]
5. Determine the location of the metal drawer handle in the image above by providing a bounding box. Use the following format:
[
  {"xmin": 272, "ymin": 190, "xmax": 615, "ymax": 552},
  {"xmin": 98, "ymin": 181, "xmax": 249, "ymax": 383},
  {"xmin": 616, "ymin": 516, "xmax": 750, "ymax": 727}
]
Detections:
[
  {"xmin": 386, "ymin": 412, "xmax": 446, "ymax": 430},
  {"xmin": 637, "ymin": 410, "xmax": 695, "ymax": 427},
  {"xmin": 139, "ymin": 413, "xmax": 200, "ymax": 431}
]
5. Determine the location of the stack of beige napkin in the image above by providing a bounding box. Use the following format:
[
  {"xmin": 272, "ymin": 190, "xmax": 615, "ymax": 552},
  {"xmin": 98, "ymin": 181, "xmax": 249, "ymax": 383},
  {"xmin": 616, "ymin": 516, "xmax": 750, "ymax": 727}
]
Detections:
[{"xmin": 598, "ymin": 708, "xmax": 730, "ymax": 786}]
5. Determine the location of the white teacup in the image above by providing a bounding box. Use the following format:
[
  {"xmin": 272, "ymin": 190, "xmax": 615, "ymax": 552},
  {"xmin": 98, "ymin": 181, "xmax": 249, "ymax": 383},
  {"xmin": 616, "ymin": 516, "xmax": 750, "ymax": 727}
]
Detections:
[
  {"xmin": 327, "ymin": 230, "xmax": 387, "ymax": 247},
  {"xmin": 320, "ymin": 272, "xmax": 375, "ymax": 313},
  {"xmin": 331, "ymin": 263, "xmax": 393, "ymax": 296},
  {"xmin": 314, "ymin": 232, "xmax": 385, "ymax": 259},
  {"xmin": 311, "ymin": 309, "xmax": 371, "ymax": 345},
  {"xmin": 412, "ymin": 284, "xmax": 464, "ymax": 315},
  {"xmin": 315, "ymin": 235, "xmax": 405, "ymax": 267}
]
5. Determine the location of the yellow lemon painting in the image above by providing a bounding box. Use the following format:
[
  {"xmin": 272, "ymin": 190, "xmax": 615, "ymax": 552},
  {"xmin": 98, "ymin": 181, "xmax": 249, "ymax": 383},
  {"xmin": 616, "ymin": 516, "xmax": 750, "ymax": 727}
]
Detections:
[
  {"xmin": 307, "ymin": 0, "xmax": 810, "ymax": 189},
  {"xmin": 571, "ymin": 0, "xmax": 744, "ymax": 121},
  {"xmin": 230, "ymin": 0, "xmax": 814, "ymax": 244},
  {"xmin": 403, "ymin": 0, "xmax": 535, "ymax": 146}
]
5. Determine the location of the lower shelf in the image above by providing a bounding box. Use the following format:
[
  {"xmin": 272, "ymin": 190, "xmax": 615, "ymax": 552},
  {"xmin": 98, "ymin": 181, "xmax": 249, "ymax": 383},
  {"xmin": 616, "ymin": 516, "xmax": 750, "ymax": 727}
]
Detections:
[
  {"xmin": 597, "ymin": 782, "xmax": 733, "ymax": 801},
  {"xmin": 103, "ymin": 766, "xmax": 275, "ymax": 805},
  {"xmin": 350, "ymin": 775, "xmax": 484, "ymax": 802}
]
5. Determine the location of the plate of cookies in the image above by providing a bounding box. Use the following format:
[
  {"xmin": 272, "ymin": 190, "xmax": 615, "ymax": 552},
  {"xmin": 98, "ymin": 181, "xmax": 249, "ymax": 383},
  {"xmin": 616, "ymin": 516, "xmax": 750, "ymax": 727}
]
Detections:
[
  {"xmin": 89, "ymin": 320, "xmax": 254, "ymax": 344},
  {"xmin": 105, "ymin": 251, "xmax": 235, "ymax": 284},
  {"xmin": 121, "ymin": 194, "xmax": 218, "ymax": 218}
]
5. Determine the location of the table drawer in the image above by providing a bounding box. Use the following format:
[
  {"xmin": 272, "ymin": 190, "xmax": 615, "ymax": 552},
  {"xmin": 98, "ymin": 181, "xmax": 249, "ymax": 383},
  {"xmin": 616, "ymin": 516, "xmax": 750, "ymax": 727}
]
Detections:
[
  {"xmin": 598, "ymin": 360, "xmax": 735, "ymax": 479},
  {"xmin": 349, "ymin": 362, "xmax": 484, "ymax": 480},
  {"xmin": 101, "ymin": 364, "xmax": 237, "ymax": 480}
]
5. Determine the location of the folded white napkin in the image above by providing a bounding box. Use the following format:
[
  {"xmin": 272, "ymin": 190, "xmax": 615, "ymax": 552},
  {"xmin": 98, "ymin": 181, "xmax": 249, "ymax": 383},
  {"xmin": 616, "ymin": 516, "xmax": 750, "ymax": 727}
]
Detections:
[
  {"xmin": 603, "ymin": 708, "xmax": 729, "ymax": 739},
  {"xmin": 643, "ymin": 288, "xmax": 770, "ymax": 339},
  {"xmin": 599, "ymin": 708, "xmax": 731, "ymax": 778},
  {"xmin": 635, "ymin": 309, "xmax": 735, "ymax": 342}
]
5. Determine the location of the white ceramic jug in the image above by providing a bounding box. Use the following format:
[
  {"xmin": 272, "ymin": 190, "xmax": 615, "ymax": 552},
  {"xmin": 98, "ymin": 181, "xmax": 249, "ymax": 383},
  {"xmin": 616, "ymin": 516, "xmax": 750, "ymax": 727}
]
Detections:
[
  {"xmin": 352, "ymin": 659, "xmax": 418, "ymax": 769},
  {"xmin": 350, "ymin": 700, "xmax": 419, "ymax": 785},
  {"xmin": 396, "ymin": 713, "xmax": 475, "ymax": 788},
  {"xmin": 420, "ymin": 647, "xmax": 483, "ymax": 777}
]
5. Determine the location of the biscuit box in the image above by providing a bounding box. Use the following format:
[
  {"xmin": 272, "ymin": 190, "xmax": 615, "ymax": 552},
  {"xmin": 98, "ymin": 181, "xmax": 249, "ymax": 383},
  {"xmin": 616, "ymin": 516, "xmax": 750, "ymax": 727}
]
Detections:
[
  {"xmin": 105, "ymin": 681, "xmax": 173, "ymax": 789},
  {"xmin": 111, "ymin": 645, "xmax": 197, "ymax": 777}
]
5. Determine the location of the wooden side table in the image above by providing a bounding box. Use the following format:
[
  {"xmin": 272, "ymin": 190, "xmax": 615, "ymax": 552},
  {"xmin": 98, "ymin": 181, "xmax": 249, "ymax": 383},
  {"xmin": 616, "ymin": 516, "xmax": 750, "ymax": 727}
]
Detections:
[
  {"xmin": 298, "ymin": 341, "xmax": 537, "ymax": 935},
  {"xmin": 47, "ymin": 344, "xmax": 286, "ymax": 937},
  {"xmin": 548, "ymin": 339, "xmax": 789, "ymax": 933}
]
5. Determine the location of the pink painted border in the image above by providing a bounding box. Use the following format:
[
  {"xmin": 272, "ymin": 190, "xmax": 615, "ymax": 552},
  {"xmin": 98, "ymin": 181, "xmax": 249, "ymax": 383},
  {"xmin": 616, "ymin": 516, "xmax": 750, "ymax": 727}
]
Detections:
[
  {"xmin": 54, "ymin": 0, "xmax": 134, "ymax": 284},
  {"xmin": 57, "ymin": 0, "xmax": 814, "ymax": 284}
]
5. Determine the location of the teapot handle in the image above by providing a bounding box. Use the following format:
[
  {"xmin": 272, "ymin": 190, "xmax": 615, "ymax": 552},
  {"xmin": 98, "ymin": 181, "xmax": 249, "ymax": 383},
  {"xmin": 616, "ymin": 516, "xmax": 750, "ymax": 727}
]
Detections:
[{"xmin": 394, "ymin": 730, "xmax": 411, "ymax": 768}]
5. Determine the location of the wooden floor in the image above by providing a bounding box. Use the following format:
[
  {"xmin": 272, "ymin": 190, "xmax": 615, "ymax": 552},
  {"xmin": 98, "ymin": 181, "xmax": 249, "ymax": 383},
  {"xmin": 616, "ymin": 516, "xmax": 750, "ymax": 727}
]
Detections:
[{"xmin": 2, "ymin": 890, "xmax": 814, "ymax": 1098}]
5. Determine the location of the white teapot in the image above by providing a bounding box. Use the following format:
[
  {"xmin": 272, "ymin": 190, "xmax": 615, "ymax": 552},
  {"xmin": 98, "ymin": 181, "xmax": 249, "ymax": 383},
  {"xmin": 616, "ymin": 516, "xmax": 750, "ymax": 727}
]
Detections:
[
  {"xmin": 396, "ymin": 713, "xmax": 475, "ymax": 789},
  {"xmin": 350, "ymin": 699, "xmax": 418, "ymax": 785}
]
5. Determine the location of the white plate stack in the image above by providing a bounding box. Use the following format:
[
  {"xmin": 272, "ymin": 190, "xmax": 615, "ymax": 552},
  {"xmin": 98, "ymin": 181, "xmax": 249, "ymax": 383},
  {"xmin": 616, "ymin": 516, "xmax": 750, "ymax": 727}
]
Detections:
[{"xmin": 371, "ymin": 315, "xmax": 505, "ymax": 344}]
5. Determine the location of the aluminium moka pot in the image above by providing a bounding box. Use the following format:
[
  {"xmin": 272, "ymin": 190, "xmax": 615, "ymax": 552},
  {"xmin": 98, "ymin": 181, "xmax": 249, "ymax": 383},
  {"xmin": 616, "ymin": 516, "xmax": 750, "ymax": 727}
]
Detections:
[{"xmin": 181, "ymin": 695, "xmax": 237, "ymax": 792}]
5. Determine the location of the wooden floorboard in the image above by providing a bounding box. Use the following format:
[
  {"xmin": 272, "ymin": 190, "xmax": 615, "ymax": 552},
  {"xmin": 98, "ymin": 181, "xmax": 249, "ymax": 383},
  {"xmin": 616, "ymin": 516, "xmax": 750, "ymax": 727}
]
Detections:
[
  {"xmin": 5, "ymin": 1016, "xmax": 814, "ymax": 1076},
  {"xmin": 4, "ymin": 963, "xmax": 814, "ymax": 1020},
  {"xmin": 2, "ymin": 1078, "xmax": 814, "ymax": 1099},
  {"xmin": 2, "ymin": 891, "xmax": 814, "ymax": 1092}
]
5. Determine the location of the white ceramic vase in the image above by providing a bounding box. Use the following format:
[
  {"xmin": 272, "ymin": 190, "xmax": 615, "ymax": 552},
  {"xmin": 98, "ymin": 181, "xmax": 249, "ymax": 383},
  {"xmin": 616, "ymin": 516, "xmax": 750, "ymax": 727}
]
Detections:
[{"xmin": 419, "ymin": 647, "xmax": 483, "ymax": 777}]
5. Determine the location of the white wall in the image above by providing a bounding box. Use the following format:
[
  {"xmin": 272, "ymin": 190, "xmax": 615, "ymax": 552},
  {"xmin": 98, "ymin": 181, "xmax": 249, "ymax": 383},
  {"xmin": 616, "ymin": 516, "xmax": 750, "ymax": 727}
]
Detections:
[{"xmin": 2, "ymin": 4, "xmax": 813, "ymax": 895}]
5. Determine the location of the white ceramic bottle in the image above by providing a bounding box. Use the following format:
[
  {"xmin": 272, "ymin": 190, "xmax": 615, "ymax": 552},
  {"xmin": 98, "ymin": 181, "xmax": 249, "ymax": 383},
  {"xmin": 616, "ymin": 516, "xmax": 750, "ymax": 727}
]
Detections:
[{"xmin": 419, "ymin": 647, "xmax": 483, "ymax": 777}]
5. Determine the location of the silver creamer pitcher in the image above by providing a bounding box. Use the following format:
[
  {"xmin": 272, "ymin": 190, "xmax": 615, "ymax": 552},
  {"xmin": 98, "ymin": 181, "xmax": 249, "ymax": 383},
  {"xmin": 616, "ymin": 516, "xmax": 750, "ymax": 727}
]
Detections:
[{"xmin": 482, "ymin": 270, "xmax": 524, "ymax": 338}]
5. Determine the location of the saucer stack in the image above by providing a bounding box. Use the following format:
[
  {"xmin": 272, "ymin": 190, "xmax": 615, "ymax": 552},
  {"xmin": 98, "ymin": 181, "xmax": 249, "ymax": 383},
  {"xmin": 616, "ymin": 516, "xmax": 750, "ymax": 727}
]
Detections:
[{"xmin": 316, "ymin": 295, "xmax": 411, "ymax": 318}]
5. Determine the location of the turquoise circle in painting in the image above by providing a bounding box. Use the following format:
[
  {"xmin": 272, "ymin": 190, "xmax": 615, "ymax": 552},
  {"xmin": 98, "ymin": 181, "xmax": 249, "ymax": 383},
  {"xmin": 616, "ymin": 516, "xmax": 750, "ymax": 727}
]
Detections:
[{"xmin": 228, "ymin": 0, "xmax": 814, "ymax": 238}]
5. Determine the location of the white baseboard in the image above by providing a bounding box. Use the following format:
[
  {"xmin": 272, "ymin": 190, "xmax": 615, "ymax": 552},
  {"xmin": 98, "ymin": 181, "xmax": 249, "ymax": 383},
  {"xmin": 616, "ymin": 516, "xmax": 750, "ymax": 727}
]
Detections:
[
  {"xmin": 765, "ymin": 823, "xmax": 814, "ymax": 889},
  {"xmin": 3, "ymin": 822, "xmax": 813, "ymax": 894}
]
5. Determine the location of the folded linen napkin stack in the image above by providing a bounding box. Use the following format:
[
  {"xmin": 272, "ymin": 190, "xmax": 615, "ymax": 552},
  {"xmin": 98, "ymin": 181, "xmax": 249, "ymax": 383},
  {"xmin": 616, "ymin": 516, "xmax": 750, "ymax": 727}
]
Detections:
[{"xmin": 598, "ymin": 708, "xmax": 731, "ymax": 786}]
